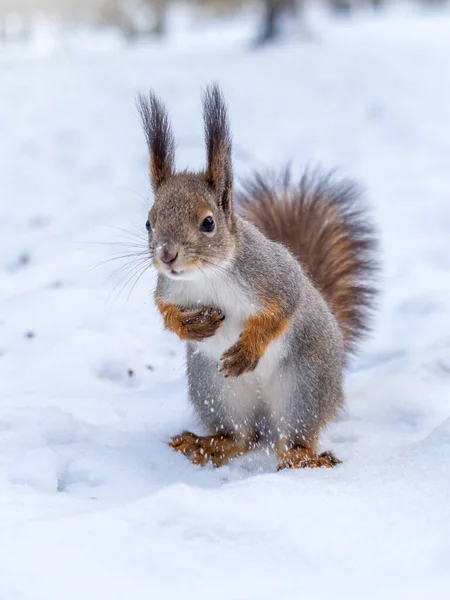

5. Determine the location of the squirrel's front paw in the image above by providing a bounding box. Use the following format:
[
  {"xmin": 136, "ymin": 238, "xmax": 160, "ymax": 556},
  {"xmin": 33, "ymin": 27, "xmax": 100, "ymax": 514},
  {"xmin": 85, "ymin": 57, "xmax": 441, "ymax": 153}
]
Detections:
[
  {"xmin": 179, "ymin": 307, "xmax": 225, "ymax": 342},
  {"xmin": 220, "ymin": 338, "xmax": 260, "ymax": 378}
]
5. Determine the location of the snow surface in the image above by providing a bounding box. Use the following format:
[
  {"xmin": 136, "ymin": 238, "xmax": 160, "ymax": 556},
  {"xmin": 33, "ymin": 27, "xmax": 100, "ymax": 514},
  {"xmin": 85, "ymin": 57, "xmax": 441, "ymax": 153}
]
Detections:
[{"xmin": 1, "ymin": 6, "xmax": 450, "ymax": 599}]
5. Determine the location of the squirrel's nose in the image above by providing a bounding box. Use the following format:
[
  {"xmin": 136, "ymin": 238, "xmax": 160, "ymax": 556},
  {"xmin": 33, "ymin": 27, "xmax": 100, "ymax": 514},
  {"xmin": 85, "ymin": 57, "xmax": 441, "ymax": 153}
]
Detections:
[{"xmin": 161, "ymin": 249, "xmax": 178, "ymax": 265}]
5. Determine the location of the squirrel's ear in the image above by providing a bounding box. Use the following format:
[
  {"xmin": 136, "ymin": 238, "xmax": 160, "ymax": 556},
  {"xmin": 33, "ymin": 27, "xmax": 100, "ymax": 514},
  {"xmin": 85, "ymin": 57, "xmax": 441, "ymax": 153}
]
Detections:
[
  {"xmin": 203, "ymin": 85, "xmax": 233, "ymax": 217},
  {"xmin": 138, "ymin": 92, "xmax": 175, "ymax": 191}
]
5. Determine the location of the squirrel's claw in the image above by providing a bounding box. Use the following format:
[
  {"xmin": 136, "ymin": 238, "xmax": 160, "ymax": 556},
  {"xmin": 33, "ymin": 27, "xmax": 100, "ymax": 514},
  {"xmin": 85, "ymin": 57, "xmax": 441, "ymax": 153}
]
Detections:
[
  {"xmin": 220, "ymin": 339, "xmax": 260, "ymax": 378},
  {"xmin": 169, "ymin": 431, "xmax": 248, "ymax": 468},
  {"xmin": 277, "ymin": 447, "xmax": 342, "ymax": 470}
]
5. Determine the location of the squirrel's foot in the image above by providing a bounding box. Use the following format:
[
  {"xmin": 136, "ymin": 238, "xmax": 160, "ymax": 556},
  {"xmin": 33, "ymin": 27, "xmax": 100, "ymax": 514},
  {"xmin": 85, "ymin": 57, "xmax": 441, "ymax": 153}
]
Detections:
[
  {"xmin": 157, "ymin": 300, "xmax": 224, "ymax": 342},
  {"xmin": 220, "ymin": 339, "xmax": 260, "ymax": 378},
  {"xmin": 178, "ymin": 307, "xmax": 225, "ymax": 342},
  {"xmin": 277, "ymin": 444, "xmax": 341, "ymax": 471},
  {"xmin": 169, "ymin": 431, "xmax": 248, "ymax": 467}
]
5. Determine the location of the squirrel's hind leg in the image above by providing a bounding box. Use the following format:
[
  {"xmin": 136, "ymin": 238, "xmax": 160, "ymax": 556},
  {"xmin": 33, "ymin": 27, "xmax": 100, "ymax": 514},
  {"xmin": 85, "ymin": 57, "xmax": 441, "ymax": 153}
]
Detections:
[{"xmin": 169, "ymin": 432, "xmax": 253, "ymax": 468}]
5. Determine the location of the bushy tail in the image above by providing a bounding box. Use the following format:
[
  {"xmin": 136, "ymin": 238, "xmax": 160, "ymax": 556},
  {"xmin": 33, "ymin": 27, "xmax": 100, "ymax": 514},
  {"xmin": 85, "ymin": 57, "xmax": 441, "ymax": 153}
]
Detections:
[{"xmin": 237, "ymin": 169, "xmax": 378, "ymax": 356}]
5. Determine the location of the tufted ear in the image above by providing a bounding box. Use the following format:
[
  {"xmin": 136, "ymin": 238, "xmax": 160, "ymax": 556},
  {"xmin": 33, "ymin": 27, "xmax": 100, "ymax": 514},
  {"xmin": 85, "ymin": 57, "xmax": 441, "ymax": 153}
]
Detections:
[
  {"xmin": 203, "ymin": 85, "xmax": 234, "ymax": 217},
  {"xmin": 138, "ymin": 92, "xmax": 175, "ymax": 191}
]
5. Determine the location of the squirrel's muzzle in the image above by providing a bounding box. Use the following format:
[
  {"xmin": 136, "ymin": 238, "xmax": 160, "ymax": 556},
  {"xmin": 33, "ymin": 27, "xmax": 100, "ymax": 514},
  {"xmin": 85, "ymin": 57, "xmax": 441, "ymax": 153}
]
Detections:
[{"xmin": 154, "ymin": 242, "xmax": 182, "ymax": 274}]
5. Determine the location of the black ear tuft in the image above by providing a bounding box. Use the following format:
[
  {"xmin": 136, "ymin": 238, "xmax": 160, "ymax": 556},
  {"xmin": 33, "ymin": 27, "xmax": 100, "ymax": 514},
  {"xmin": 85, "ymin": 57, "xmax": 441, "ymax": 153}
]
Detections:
[
  {"xmin": 203, "ymin": 84, "xmax": 234, "ymax": 216},
  {"xmin": 138, "ymin": 92, "xmax": 175, "ymax": 190}
]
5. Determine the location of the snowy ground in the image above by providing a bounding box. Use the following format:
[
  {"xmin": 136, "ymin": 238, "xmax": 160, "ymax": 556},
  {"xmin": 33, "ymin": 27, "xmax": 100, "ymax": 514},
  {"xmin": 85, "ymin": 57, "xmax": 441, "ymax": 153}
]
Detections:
[{"xmin": 1, "ymin": 6, "xmax": 450, "ymax": 599}]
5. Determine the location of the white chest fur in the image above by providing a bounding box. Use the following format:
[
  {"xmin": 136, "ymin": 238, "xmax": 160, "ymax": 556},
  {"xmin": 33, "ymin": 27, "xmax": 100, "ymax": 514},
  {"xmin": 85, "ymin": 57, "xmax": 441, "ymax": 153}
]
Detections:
[{"xmin": 167, "ymin": 270, "xmax": 256, "ymax": 360}]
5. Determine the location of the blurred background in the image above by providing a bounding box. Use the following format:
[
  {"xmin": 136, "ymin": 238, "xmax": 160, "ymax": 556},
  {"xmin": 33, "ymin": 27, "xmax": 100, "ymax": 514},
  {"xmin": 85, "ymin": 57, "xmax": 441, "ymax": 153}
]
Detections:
[
  {"xmin": 2, "ymin": 3, "xmax": 450, "ymax": 597},
  {"xmin": 0, "ymin": 0, "xmax": 448, "ymax": 46}
]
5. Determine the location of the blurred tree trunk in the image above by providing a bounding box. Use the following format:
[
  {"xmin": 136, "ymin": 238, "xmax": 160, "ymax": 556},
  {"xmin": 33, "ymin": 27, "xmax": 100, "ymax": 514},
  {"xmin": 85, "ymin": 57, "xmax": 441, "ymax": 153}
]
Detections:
[
  {"xmin": 257, "ymin": 0, "xmax": 298, "ymax": 45},
  {"xmin": 328, "ymin": 0, "xmax": 352, "ymax": 12},
  {"xmin": 99, "ymin": 0, "xmax": 134, "ymax": 36},
  {"xmin": 99, "ymin": 0, "xmax": 168, "ymax": 39},
  {"xmin": 144, "ymin": 0, "xmax": 167, "ymax": 36}
]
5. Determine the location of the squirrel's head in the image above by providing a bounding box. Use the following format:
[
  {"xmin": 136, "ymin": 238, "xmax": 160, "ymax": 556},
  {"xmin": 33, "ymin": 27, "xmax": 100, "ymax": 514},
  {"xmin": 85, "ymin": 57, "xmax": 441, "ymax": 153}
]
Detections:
[{"xmin": 138, "ymin": 85, "xmax": 237, "ymax": 281}]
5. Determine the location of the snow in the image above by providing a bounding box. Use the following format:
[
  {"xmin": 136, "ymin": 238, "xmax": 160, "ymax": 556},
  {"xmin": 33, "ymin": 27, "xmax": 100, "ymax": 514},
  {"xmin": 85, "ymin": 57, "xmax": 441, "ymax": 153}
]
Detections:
[{"xmin": 1, "ymin": 5, "xmax": 450, "ymax": 599}]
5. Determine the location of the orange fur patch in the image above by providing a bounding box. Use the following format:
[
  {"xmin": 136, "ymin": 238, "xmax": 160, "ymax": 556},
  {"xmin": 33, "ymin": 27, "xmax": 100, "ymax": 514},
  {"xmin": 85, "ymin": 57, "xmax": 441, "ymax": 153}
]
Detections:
[{"xmin": 156, "ymin": 300, "xmax": 185, "ymax": 338}]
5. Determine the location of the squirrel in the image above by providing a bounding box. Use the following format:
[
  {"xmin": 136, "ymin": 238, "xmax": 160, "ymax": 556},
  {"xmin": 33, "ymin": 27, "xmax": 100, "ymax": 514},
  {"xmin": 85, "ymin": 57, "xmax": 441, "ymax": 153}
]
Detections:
[{"xmin": 138, "ymin": 85, "xmax": 377, "ymax": 470}]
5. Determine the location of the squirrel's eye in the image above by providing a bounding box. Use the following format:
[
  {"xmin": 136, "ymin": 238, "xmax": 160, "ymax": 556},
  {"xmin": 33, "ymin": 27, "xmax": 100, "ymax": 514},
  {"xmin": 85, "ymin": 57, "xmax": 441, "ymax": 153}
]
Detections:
[
  {"xmin": 145, "ymin": 220, "xmax": 151, "ymax": 232},
  {"xmin": 200, "ymin": 216, "xmax": 215, "ymax": 233}
]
